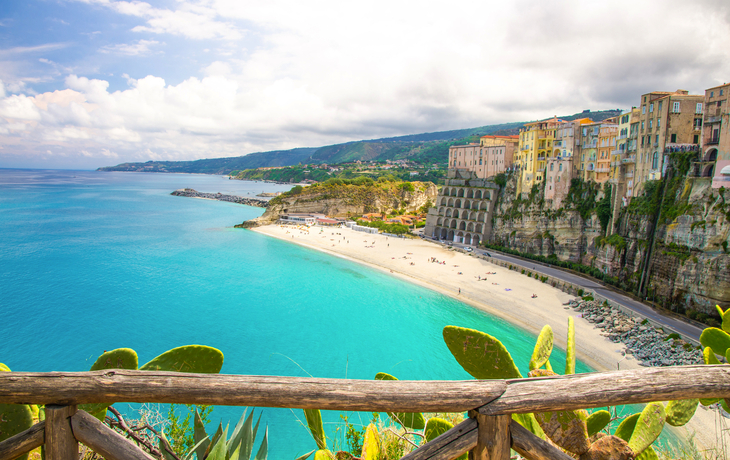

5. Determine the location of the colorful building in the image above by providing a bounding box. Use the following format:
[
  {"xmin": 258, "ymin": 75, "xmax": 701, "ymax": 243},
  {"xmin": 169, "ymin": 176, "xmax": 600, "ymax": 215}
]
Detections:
[
  {"xmin": 447, "ymin": 135, "xmax": 517, "ymax": 179},
  {"xmin": 702, "ymin": 83, "xmax": 730, "ymax": 188},
  {"xmin": 544, "ymin": 118, "xmax": 591, "ymax": 208},
  {"xmin": 515, "ymin": 117, "xmax": 563, "ymax": 196}
]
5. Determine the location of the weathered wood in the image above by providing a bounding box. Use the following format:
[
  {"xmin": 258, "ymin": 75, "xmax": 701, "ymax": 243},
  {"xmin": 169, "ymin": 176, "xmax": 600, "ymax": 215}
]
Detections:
[
  {"xmin": 468, "ymin": 412, "xmax": 510, "ymax": 460},
  {"xmin": 400, "ymin": 418, "xmax": 477, "ymax": 460},
  {"xmin": 509, "ymin": 420, "xmax": 573, "ymax": 460},
  {"xmin": 71, "ymin": 410, "xmax": 156, "ymax": 460},
  {"xmin": 479, "ymin": 365, "xmax": 730, "ymax": 415},
  {"xmin": 0, "ymin": 421, "xmax": 45, "ymax": 460},
  {"xmin": 45, "ymin": 405, "xmax": 77, "ymax": 460},
  {"xmin": 0, "ymin": 371, "xmax": 506, "ymax": 412}
]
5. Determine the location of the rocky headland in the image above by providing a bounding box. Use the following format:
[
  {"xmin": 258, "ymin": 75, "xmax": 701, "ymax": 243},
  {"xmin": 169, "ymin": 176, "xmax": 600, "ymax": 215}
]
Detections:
[{"xmin": 171, "ymin": 189, "xmax": 268, "ymax": 208}]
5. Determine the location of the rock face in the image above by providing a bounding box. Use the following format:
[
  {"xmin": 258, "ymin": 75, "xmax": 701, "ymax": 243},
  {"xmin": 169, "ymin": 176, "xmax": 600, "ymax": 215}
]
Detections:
[
  {"xmin": 488, "ymin": 171, "xmax": 730, "ymax": 315},
  {"xmin": 171, "ymin": 189, "xmax": 268, "ymax": 207},
  {"xmin": 237, "ymin": 181, "xmax": 438, "ymax": 228}
]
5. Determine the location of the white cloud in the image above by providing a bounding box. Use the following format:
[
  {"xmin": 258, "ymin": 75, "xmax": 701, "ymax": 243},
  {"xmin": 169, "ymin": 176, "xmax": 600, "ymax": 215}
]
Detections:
[
  {"xmin": 0, "ymin": 80, "xmax": 5, "ymax": 99},
  {"xmin": 100, "ymin": 39, "xmax": 161, "ymax": 56}
]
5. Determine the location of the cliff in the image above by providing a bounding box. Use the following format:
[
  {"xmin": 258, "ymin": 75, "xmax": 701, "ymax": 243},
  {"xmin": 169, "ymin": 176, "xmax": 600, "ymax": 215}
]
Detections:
[
  {"xmin": 237, "ymin": 181, "xmax": 437, "ymax": 228},
  {"xmin": 489, "ymin": 163, "xmax": 730, "ymax": 317}
]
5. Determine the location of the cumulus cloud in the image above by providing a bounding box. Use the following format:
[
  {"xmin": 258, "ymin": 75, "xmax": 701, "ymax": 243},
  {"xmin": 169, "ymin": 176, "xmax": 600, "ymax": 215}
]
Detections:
[{"xmin": 99, "ymin": 39, "xmax": 161, "ymax": 56}]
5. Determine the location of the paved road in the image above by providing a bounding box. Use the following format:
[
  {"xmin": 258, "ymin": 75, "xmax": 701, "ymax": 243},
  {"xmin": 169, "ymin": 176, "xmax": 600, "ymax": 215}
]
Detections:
[{"xmin": 428, "ymin": 238, "xmax": 704, "ymax": 342}]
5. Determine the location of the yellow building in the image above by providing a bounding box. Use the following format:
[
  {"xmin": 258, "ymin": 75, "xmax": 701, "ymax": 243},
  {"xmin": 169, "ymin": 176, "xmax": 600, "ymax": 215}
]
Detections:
[{"xmin": 515, "ymin": 116, "xmax": 562, "ymax": 196}]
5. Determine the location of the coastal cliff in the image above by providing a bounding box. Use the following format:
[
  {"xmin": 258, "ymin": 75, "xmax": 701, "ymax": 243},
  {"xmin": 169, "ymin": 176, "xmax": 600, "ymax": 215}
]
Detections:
[
  {"xmin": 489, "ymin": 162, "xmax": 730, "ymax": 316},
  {"xmin": 237, "ymin": 181, "xmax": 437, "ymax": 228}
]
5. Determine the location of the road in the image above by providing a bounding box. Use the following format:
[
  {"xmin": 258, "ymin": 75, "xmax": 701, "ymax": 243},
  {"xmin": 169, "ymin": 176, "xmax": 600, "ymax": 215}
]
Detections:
[{"xmin": 429, "ymin": 238, "xmax": 704, "ymax": 342}]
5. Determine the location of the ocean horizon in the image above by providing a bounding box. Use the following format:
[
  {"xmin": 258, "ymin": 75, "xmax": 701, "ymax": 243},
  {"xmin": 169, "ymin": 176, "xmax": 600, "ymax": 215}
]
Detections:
[{"xmin": 0, "ymin": 168, "xmax": 590, "ymax": 458}]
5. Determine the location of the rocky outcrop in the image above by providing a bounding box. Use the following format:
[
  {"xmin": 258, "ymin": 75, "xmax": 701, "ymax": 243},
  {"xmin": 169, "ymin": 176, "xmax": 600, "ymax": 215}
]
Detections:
[
  {"xmin": 171, "ymin": 189, "xmax": 268, "ymax": 207},
  {"xmin": 237, "ymin": 181, "xmax": 438, "ymax": 228}
]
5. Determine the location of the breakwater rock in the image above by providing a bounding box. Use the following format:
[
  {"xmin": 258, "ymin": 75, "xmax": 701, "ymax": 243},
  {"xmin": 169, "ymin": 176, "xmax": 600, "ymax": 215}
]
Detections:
[
  {"xmin": 171, "ymin": 189, "xmax": 268, "ymax": 208},
  {"xmin": 570, "ymin": 299, "xmax": 703, "ymax": 367}
]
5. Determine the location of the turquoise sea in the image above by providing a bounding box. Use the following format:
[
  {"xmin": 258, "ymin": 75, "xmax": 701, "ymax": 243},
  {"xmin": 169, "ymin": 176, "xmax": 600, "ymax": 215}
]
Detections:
[{"xmin": 0, "ymin": 169, "xmax": 595, "ymax": 458}]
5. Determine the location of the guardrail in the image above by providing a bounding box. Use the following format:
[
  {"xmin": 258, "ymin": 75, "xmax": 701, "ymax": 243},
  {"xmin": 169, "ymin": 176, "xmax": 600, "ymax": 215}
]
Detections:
[{"xmin": 0, "ymin": 367, "xmax": 728, "ymax": 460}]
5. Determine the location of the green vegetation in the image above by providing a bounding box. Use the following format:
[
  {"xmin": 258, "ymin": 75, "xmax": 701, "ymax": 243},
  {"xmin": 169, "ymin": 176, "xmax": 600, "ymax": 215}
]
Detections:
[
  {"xmin": 563, "ymin": 178, "xmax": 601, "ymax": 221},
  {"xmin": 356, "ymin": 220, "xmax": 410, "ymax": 235}
]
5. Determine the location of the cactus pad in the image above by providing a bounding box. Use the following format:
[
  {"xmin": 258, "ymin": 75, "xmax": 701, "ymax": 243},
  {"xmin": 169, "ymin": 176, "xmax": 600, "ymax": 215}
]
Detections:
[
  {"xmin": 82, "ymin": 348, "xmax": 140, "ymax": 420},
  {"xmin": 512, "ymin": 413, "xmax": 546, "ymax": 440},
  {"xmin": 627, "ymin": 402, "xmax": 665, "ymax": 455},
  {"xmin": 359, "ymin": 424, "xmax": 380, "ymax": 460},
  {"xmin": 566, "ymin": 317, "xmax": 576, "ymax": 375},
  {"xmin": 529, "ymin": 325, "xmax": 554, "ymax": 371},
  {"xmin": 534, "ymin": 408, "xmax": 590, "ymax": 455},
  {"xmin": 699, "ymin": 328, "xmax": 730, "ymax": 357},
  {"xmin": 0, "ymin": 403, "xmax": 33, "ymax": 460},
  {"xmin": 613, "ymin": 413, "xmax": 639, "ymax": 441},
  {"xmin": 304, "ymin": 409, "xmax": 327, "ymax": 450},
  {"xmin": 635, "ymin": 445, "xmax": 659, "ymax": 460},
  {"xmin": 579, "ymin": 435, "xmax": 633, "ymax": 460},
  {"xmin": 718, "ymin": 305, "xmax": 730, "ymax": 333},
  {"xmin": 442, "ymin": 326, "xmax": 522, "ymax": 379},
  {"xmin": 424, "ymin": 417, "xmax": 453, "ymax": 442},
  {"xmin": 586, "ymin": 410, "xmax": 611, "ymax": 437},
  {"xmin": 140, "ymin": 345, "xmax": 224, "ymax": 373},
  {"xmin": 374, "ymin": 373, "xmax": 425, "ymax": 429},
  {"xmin": 704, "ymin": 346, "xmax": 721, "ymax": 365},
  {"xmin": 0, "ymin": 363, "xmax": 10, "ymax": 372},
  {"xmin": 665, "ymin": 399, "xmax": 698, "ymax": 427},
  {"xmin": 313, "ymin": 450, "xmax": 334, "ymax": 460}
]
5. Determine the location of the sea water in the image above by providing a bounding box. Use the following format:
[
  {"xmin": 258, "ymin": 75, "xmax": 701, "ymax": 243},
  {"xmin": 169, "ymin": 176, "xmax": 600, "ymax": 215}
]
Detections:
[{"xmin": 0, "ymin": 169, "xmax": 613, "ymax": 458}]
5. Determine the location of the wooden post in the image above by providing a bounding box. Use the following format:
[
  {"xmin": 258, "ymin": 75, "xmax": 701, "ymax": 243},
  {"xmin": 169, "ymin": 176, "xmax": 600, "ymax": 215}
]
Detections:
[
  {"xmin": 468, "ymin": 411, "xmax": 510, "ymax": 460},
  {"xmin": 45, "ymin": 405, "xmax": 78, "ymax": 460}
]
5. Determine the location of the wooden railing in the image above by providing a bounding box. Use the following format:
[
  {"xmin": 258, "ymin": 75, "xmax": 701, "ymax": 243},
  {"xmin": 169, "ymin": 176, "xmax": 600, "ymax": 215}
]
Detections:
[{"xmin": 0, "ymin": 365, "xmax": 728, "ymax": 460}]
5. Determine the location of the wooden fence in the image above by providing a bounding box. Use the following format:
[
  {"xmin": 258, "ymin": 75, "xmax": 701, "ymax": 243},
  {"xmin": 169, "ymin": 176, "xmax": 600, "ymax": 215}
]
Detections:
[{"xmin": 0, "ymin": 365, "xmax": 728, "ymax": 460}]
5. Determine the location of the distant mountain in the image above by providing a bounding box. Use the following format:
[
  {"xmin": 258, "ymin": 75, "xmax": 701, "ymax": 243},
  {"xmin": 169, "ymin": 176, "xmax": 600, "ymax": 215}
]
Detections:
[{"xmin": 98, "ymin": 110, "xmax": 621, "ymax": 174}]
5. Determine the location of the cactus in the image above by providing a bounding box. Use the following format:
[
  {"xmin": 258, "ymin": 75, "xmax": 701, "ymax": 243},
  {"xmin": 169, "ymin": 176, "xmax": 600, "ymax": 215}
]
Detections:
[
  {"xmin": 613, "ymin": 413, "xmax": 639, "ymax": 441},
  {"xmin": 193, "ymin": 408, "xmax": 211, "ymax": 460},
  {"xmin": 374, "ymin": 373, "xmax": 425, "ymax": 429},
  {"xmin": 182, "ymin": 408, "xmax": 267, "ymax": 460},
  {"xmin": 424, "ymin": 418, "xmax": 467, "ymax": 460},
  {"xmin": 580, "ymin": 435, "xmax": 633, "ymax": 460},
  {"xmin": 140, "ymin": 345, "xmax": 224, "ymax": 373},
  {"xmin": 627, "ymin": 402, "xmax": 665, "ymax": 455},
  {"xmin": 565, "ymin": 317, "xmax": 576, "ymax": 375},
  {"xmin": 303, "ymin": 409, "xmax": 327, "ymax": 450},
  {"xmin": 635, "ymin": 445, "xmax": 659, "ymax": 460},
  {"xmin": 704, "ymin": 346, "xmax": 721, "ymax": 365},
  {"xmin": 313, "ymin": 450, "xmax": 334, "ymax": 460},
  {"xmin": 0, "ymin": 364, "xmax": 34, "ymax": 460},
  {"xmin": 699, "ymin": 327, "xmax": 730, "ymax": 357},
  {"xmin": 665, "ymin": 399, "xmax": 698, "ymax": 427},
  {"xmin": 442, "ymin": 326, "xmax": 522, "ymax": 379},
  {"xmin": 534, "ymin": 407, "xmax": 590, "ymax": 455},
  {"xmin": 81, "ymin": 348, "xmax": 139, "ymax": 420},
  {"xmin": 359, "ymin": 423, "xmax": 380, "ymax": 460},
  {"xmin": 529, "ymin": 325, "xmax": 553, "ymax": 371},
  {"xmin": 586, "ymin": 410, "xmax": 611, "ymax": 437},
  {"xmin": 512, "ymin": 413, "xmax": 546, "ymax": 440},
  {"xmin": 717, "ymin": 305, "xmax": 730, "ymax": 333}
]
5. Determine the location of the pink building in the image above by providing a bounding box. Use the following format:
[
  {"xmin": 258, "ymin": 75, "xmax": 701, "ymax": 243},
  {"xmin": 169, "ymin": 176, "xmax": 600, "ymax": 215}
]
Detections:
[{"xmin": 448, "ymin": 135, "xmax": 517, "ymax": 179}]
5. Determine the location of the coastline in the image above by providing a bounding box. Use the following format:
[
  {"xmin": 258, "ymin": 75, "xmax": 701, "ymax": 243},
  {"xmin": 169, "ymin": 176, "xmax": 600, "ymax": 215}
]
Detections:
[{"xmin": 250, "ymin": 223, "xmax": 729, "ymax": 452}]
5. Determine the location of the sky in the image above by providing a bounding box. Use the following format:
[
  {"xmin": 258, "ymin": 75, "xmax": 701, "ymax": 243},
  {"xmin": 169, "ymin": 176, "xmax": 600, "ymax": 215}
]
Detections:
[{"xmin": 1, "ymin": 0, "xmax": 730, "ymax": 170}]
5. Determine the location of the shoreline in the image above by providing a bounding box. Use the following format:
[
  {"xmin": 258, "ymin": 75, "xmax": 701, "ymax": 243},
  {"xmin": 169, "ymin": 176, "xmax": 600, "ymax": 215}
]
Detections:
[{"xmin": 250, "ymin": 223, "xmax": 729, "ymax": 451}]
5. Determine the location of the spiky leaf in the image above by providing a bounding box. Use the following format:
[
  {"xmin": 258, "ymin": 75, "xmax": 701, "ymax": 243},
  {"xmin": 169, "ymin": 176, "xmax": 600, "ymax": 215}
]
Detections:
[
  {"xmin": 665, "ymin": 399, "xmax": 698, "ymax": 427},
  {"xmin": 442, "ymin": 326, "xmax": 522, "ymax": 379},
  {"xmin": 313, "ymin": 450, "xmax": 334, "ymax": 460},
  {"xmin": 159, "ymin": 432, "xmax": 178, "ymax": 460},
  {"xmin": 294, "ymin": 451, "xmax": 315, "ymax": 460},
  {"xmin": 193, "ymin": 409, "xmax": 210, "ymax": 460},
  {"xmin": 254, "ymin": 426, "xmax": 268, "ymax": 460},
  {"xmin": 140, "ymin": 345, "xmax": 224, "ymax": 373},
  {"xmin": 699, "ymin": 328, "xmax": 730, "ymax": 357},
  {"xmin": 206, "ymin": 431, "xmax": 229, "ymax": 460},
  {"xmin": 374, "ymin": 373, "xmax": 425, "ymax": 429},
  {"xmin": 566, "ymin": 317, "xmax": 576, "ymax": 375},
  {"xmin": 304, "ymin": 409, "xmax": 327, "ymax": 450},
  {"xmin": 628, "ymin": 402, "xmax": 665, "ymax": 455},
  {"xmin": 530, "ymin": 325, "xmax": 554, "ymax": 371},
  {"xmin": 586, "ymin": 410, "xmax": 611, "ymax": 436}
]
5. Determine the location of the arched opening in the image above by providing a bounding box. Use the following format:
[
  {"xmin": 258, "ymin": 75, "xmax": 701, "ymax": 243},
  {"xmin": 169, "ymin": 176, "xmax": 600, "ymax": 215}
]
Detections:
[
  {"xmin": 704, "ymin": 148, "xmax": 718, "ymax": 162},
  {"xmin": 484, "ymin": 191, "xmax": 491, "ymax": 200},
  {"xmin": 464, "ymin": 200, "xmax": 471, "ymax": 209},
  {"xmin": 455, "ymin": 199, "xmax": 462, "ymax": 208},
  {"xmin": 445, "ymin": 209, "xmax": 452, "ymax": 218},
  {"xmin": 459, "ymin": 221, "xmax": 466, "ymax": 231},
  {"xmin": 651, "ymin": 152, "xmax": 658, "ymax": 170},
  {"xmin": 438, "ymin": 206, "xmax": 445, "ymax": 215},
  {"xmin": 472, "ymin": 235, "xmax": 481, "ymax": 245},
  {"xmin": 467, "ymin": 222, "xmax": 474, "ymax": 232},
  {"xmin": 477, "ymin": 212, "xmax": 485, "ymax": 222},
  {"xmin": 447, "ymin": 229, "xmax": 454, "ymax": 241},
  {"xmin": 702, "ymin": 164, "xmax": 715, "ymax": 177},
  {"xmin": 480, "ymin": 202, "xmax": 488, "ymax": 210},
  {"xmin": 461, "ymin": 210, "xmax": 469, "ymax": 219},
  {"xmin": 437, "ymin": 218, "xmax": 443, "ymax": 226},
  {"xmin": 465, "ymin": 233, "xmax": 472, "ymax": 244},
  {"xmin": 440, "ymin": 197, "xmax": 447, "ymax": 206},
  {"xmin": 450, "ymin": 220, "xmax": 457, "ymax": 229},
  {"xmin": 474, "ymin": 190, "xmax": 483, "ymax": 199},
  {"xmin": 476, "ymin": 224, "xmax": 483, "ymax": 234},
  {"xmin": 448, "ymin": 198, "xmax": 454, "ymax": 207},
  {"xmin": 469, "ymin": 211, "xmax": 476, "ymax": 220},
  {"xmin": 456, "ymin": 231, "xmax": 464, "ymax": 243},
  {"xmin": 467, "ymin": 189, "xmax": 474, "ymax": 198},
  {"xmin": 457, "ymin": 188, "xmax": 465, "ymax": 197}
]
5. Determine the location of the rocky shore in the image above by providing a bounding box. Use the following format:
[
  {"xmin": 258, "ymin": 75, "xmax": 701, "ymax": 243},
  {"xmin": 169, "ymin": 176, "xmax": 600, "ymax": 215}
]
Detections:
[
  {"xmin": 171, "ymin": 189, "xmax": 268, "ymax": 208},
  {"xmin": 569, "ymin": 298, "xmax": 703, "ymax": 367}
]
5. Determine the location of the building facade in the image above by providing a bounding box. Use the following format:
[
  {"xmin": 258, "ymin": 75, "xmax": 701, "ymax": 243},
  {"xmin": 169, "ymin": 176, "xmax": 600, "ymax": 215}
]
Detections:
[
  {"xmin": 703, "ymin": 83, "xmax": 730, "ymax": 188},
  {"xmin": 447, "ymin": 136, "xmax": 517, "ymax": 179}
]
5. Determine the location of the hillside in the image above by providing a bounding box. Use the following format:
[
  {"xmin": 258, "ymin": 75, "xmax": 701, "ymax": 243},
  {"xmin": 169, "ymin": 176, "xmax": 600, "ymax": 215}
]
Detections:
[{"xmin": 98, "ymin": 110, "xmax": 621, "ymax": 174}]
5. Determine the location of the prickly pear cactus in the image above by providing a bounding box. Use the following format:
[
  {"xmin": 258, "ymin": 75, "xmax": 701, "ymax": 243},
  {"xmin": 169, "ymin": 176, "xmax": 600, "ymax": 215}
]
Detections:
[
  {"xmin": 704, "ymin": 346, "xmax": 721, "ymax": 365},
  {"xmin": 512, "ymin": 413, "xmax": 546, "ymax": 440},
  {"xmin": 717, "ymin": 305, "xmax": 730, "ymax": 333},
  {"xmin": 81, "ymin": 348, "xmax": 139, "ymax": 420},
  {"xmin": 374, "ymin": 373, "xmax": 425, "ymax": 429},
  {"xmin": 627, "ymin": 402, "xmax": 665, "ymax": 455},
  {"xmin": 635, "ymin": 445, "xmax": 659, "ymax": 460},
  {"xmin": 529, "ymin": 325, "xmax": 554, "ymax": 371},
  {"xmin": 304, "ymin": 409, "xmax": 327, "ymax": 450},
  {"xmin": 534, "ymin": 407, "xmax": 590, "ymax": 455},
  {"xmin": 613, "ymin": 413, "xmax": 639, "ymax": 442},
  {"xmin": 423, "ymin": 418, "xmax": 467, "ymax": 460},
  {"xmin": 566, "ymin": 317, "xmax": 576, "ymax": 375},
  {"xmin": 140, "ymin": 345, "xmax": 224, "ymax": 373},
  {"xmin": 359, "ymin": 424, "xmax": 380, "ymax": 460},
  {"xmin": 586, "ymin": 410, "xmax": 611, "ymax": 437},
  {"xmin": 0, "ymin": 363, "xmax": 10, "ymax": 372},
  {"xmin": 313, "ymin": 450, "xmax": 334, "ymax": 460},
  {"xmin": 665, "ymin": 399, "xmax": 698, "ymax": 427},
  {"xmin": 699, "ymin": 327, "xmax": 730, "ymax": 357},
  {"xmin": 442, "ymin": 326, "xmax": 522, "ymax": 379},
  {"xmin": 579, "ymin": 435, "xmax": 633, "ymax": 460}
]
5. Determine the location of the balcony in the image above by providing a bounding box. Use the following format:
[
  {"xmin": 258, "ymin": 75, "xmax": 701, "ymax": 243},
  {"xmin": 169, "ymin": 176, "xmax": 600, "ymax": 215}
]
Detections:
[
  {"xmin": 706, "ymin": 138, "xmax": 720, "ymax": 146},
  {"xmin": 596, "ymin": 167, "xmax": 610, "ymax": 173},
  {"xmin": 622, "ymin": 156, "xmax": 636, "ymax": 164},
  {"xmin": 537, "ymin": 156, "xmax": 545, "ymax": 161},
  {"xmin": 664, "ymin": 143, "xmax": 699, "ymax": 153},
  {"xmin": 625, "ymin": 172, "xmax": 634, "ymax": 178}
]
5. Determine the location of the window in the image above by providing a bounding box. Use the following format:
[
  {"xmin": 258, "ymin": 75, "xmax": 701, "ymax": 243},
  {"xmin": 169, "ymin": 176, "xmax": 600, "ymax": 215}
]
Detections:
[
  {"xmin": 642, "ymin": 105, "xmax": 646, "ymax": 114},
  {"xmin": 671, "ymin": 134, "xmax": 677, "ymax": 143},
  {"xmin": 550, "ymin": 163, "xmax": 554, "ymax": 171},
  {"xmin": 657, "ymin": 118, "xmax": 661, "ymax": 128},
  {"xmin": 673, "ymin": 102, "xmax": 680, "ymax": 113},
  {"xmin": 721, "ymin": 90, "xmax": 725, "ymax": 96},
  {"xmin": 557, "ymin": 176, "xmax": 561, "ymax": 182},
  {"xmin": 641, "ymin": 121, "xmax": 645, "ymax": 130},
  {"xmin": 658, "ymin": 101, "xmax": 662, "ymax": 111},
  {"xmin": 694, "ymin": 134, "xmax": 699, "ymax": 144},
  {"xmin": 710, "ymin": 91, "xmax": 714, "ymax": 98},
  {"xmin": 649, "ymin": 119, "xmax": 653, "ymax": 129},
  {"xmin": 694, "ymin": 118, "xmax": 702, "ymax": 129},
  {"xmin": 719, "ymin": 100, "xmax": 723, "ymax": 107},
  {"xmin": 559, "ymin": 164, "xmax": 563, "ymax": 171},
  {"xmin": 696, "ymin": 103, "xmax": 703, "ymax": 114},
  {"xmin": 652, "ymin": 152, "xmax": 659, "ymax": 170},
  {"xmin": 655, "ymin": 135, "xmax": 659, "ymax": 145},
  {"xmin": 650, "ymin": 103, "xmax": 654, "ymax": 113}
]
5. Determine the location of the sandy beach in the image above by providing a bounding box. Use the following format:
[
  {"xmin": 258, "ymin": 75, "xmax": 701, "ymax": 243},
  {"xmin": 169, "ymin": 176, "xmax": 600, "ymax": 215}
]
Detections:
[{"xmin": 252, "ymin": 223, "xmax": 729, "ymax": 453}]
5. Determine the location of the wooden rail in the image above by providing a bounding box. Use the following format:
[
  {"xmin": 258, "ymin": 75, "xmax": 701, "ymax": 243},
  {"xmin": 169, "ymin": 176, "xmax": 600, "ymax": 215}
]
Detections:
[{"xmin": 0, "ymin": 365, "xmax": 728, "ymax": 460}]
